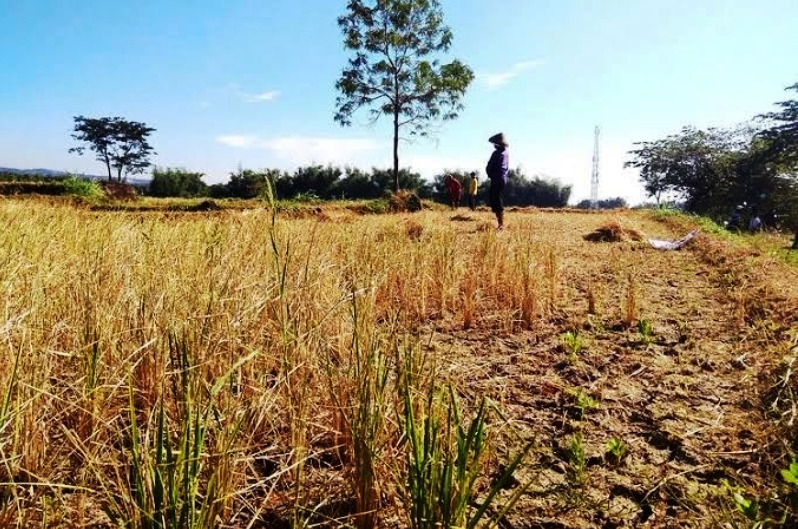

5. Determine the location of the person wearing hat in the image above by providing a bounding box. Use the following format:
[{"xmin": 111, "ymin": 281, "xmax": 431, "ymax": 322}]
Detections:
[
  {"xmin": 485, "ymin": 132, "xmax": 509, "ymax": 229},
  {"xmin": 467, "ymin": 171, "xmax": 479, "ymax": 210}
]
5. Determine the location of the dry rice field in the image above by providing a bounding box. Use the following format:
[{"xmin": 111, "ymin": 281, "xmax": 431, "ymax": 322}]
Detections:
[{"xmin": 0, "ymin": 199, "xmax": 796, "ymax": 528}]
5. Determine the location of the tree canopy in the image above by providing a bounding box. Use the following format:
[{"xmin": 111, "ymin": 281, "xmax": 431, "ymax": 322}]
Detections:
[
  {"xmin": 149, "ymin": 167, "xmax": 207, "ymax": 198},
  {"xmin": 758, "ymin": 83, "xmax": 798, "ymax": 165},
  {"xmin": 758, "ymin": 84, "xmax": 798, "ymax": 247},
  {"xmin": 69, "ymin": 116, "xmax": 155, "ymax": 181},
  {"xmin": 334, "ymin": 0, "xmax": 474, "ymax": 191},
  {"xmin": 200, "ymin": 165, "xmax": 428, "ymax": 201},
  {"xmin": 575, "ymin": 197, "xmax": 628, "ymax": 210},
  {"xmin": 627, "ymin": 82, "xmax": 798, "ymax": 248}
]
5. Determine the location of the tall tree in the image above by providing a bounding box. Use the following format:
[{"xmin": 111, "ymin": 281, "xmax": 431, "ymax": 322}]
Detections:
[
  {"xmin": 69, "ymin": 116, "xmax": 155, "ymax": 181},
  {"xmin": 334, "ymin": 0, "xmax": 474, "ymax": 192},
  {"xmin": 759, "ymin": 83, "xmax": 798, "ymax": 248},
  {"xmin": 226, "ymin": 168, "xmax": 272, "ymax": 199},
  {"xmin": 759, "ymin": 83, "xmax": 798, "ymax": 164},
  {"xmin": 625, "ymin": 126, "xmax": 759, "ymax": 217}
]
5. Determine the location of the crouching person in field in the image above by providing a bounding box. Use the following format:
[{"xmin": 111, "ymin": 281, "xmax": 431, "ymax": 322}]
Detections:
[{"xmin": 444, "ymin": 174, "xmax": 462, "ymax": 209}]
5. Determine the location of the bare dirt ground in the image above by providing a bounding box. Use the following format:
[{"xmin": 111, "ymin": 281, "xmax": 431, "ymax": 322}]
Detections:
[{"xmin": 412, "ymin": 209, "xmax": 798, "ymax": 528}]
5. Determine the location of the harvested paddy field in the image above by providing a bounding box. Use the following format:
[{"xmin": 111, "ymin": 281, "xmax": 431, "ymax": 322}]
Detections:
[{"xmin": 0, "ymin": 200, "xmax": 796, "ymax": 528}]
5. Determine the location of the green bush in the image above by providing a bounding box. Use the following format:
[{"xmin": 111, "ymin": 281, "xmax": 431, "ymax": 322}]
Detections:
[
  {"xmin": 149, "ymin": 167, "xmax": 208, "ymax": 198},
  {"xmin": 62, "ymin": 176, "xmax": 104, "ymax": 199}
]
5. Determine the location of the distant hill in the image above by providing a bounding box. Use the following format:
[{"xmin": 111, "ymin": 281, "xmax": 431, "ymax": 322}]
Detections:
[
  {"xmin": 0, "ymin": 167, "xmax": 69, "ymax": 177},
  {"xmin": 0, "ymin": 167, "xmax": 151, "ymax": 186}
]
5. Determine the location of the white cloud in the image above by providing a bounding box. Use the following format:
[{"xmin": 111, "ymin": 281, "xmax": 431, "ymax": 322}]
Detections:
[
  {"xmin": 241, "ymin": 91, "xmax": 280, "ymax": 103},
  {"xmin": 228, "ymin": 83, "xmax": 281, "ymax": 103},
  {"xmin": 215, "ymin": 134, "xmax": 382, "ymax": 165},
  {"xmin": 216, "ymin": 135, "xmax": 259, "ymax": 148},
  {"xmin": 479, "ymin": 59, "xmax": 545, "ymax": 89}
]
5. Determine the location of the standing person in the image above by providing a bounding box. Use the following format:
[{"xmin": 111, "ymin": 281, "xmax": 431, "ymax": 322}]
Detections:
[
  {"xmin": 486, "ymin": 132, "xmax": 509, "ymax": 230},
  {"xmin": 467, "ymin": 171, "xmax": 479, "ymax": 210},
  {"xmin": 748, "ymin": 207, "xmax": 762, "ymax": 232},
  {"xmin": 443, "ymin": 174, "xmax": 462, "ymax": 209}
]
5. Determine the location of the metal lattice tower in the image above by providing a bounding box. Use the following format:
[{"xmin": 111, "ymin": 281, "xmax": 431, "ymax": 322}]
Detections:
[{"xmin": 590, "ymin": 125, "xmax": 601, "ymax": 209}]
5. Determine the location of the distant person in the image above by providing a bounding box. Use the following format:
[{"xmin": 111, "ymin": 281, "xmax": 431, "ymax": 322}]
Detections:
[
  {"xmin": 726, "ymin": 204, "xmax": 744, "ymax": 231},
  {"xmin": 762, "ymin": 209, "xmax": 778, "ymax": 230},
  {"xmin": 485, "ymin": 132, "xmax": 509, "ymax": 230},
  {"xmin": 444, "ymin": 174, "xmax": 462, "ymax": 209},
  {"xmin": 467, "ymin": 171, "xmax": 479, "ymax": 210}
]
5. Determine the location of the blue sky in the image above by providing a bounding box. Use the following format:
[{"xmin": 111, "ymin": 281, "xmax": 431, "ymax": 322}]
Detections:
[{"xmin": 1, "ymin": 0, "xmax": 796, "ymax": 204}]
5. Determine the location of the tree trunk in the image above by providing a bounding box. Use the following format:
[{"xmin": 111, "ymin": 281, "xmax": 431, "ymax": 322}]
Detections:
[
  {"xmin": 393, "ymin": 110, "xmax": 400, "ymax": 193},
  {"xmin": 102, "ymin": 152, "xmax": 112, "ymax": 181},
  {"xmin": 792, "ymin": 226, "xmax": 798, "ymax": 250}
]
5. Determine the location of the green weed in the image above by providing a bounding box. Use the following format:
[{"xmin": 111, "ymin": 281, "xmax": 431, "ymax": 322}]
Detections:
[
  {"xmin": 560, "ymin": 331, "xmax": 583, "ymax": 363},
  {"xmin": 566, "ymin": 388, "xmax": 599, "ymax": 420},
  {"xmin": 566, "ymin": 433, "xmax": 586, "ymax": 486},
  {"xmin": 638, "ymin": 318, "xmax": 655, "ymax": 345},
  {"xmin": 401, "ymin": 380, "xmax": 532, "ymax": 529},
  {"xmin": 324, "ymin": 291, "xmax": 394, "ymax": 529},
  {"xmin": 781, "ymin": 461, "xmax": 798, "ymax": 487},
  {"xmin": 605, "ymin": 437, "xmax": 628, "ymax": 465}
]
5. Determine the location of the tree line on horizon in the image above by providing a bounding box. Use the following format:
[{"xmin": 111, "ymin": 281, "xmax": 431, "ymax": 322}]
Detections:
[
  {"xmin": 1, "ymin": 166, "xmax": 633, "ymax": 210},
  {"xmin": 146, "ymin": 164, "xmax": 575, "ymax": 208}
]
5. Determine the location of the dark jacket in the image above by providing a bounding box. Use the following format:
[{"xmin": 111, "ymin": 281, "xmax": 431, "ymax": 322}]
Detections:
[{"xmin": 486, "ymin": 147, "xmax": 509, "ymax": 184}]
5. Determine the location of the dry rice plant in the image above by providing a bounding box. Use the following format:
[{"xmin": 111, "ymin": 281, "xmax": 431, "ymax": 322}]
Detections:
[
  {"xmin": 583, "ymin": 219, "xmax": 644, "ymax": 243},
  {"xmin": 1, "ymin": 200, "xmax": 796, "ymax": 528},
  {"xmin": 623, "ymin": 270, "xmax": 639, "ymax": 328},
  {"xmin": 586, "ymin": 280, "xmax": 597, "ymax": 315},
  {"xmin": 0, "ymin": 201, "xmax": 555, "ymax": 527}
]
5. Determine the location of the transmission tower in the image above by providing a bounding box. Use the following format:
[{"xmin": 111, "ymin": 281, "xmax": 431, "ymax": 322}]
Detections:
[{"xmin": 590, "ymin": 125, "xmax": 601, "ymax": 209}]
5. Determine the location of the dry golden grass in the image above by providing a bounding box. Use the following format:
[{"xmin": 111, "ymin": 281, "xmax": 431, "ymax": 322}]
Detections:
[{"xmin": 0, "ymin": 200, "xmax": 795, "ymax": 528}]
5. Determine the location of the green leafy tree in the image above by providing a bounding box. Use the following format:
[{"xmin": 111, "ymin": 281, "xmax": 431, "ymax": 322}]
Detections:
[
  {"xmin": 759, "ymin": 83, "xmax": 798, "ymax": 248},
  {"xmin": 625, "ymin": 126, "xmax": 762, "ymax": 218},
  {"xmin": 289, "ymin": 165, "xmax": 343, "ymax": 199},
  {"xmin": 369, "ymin": 167, "xmax": 425, "ymax": 194},
  {"xmin": 505, "ymin": 169, "xmax": 572, "ymax": 207},
  {"xmin": 333, "ymin": 167, "xmax": 381, "ymax": 199},
  {"xmin": 627, "ymin": 122, "xmax": 798, "ymax": 247},
  {"xmin": 69, "ymin": 116, "xmax": 155, "ymax": 182},
  {"xmin": 226, "ymin": 168, "xmax": 280, "ymax": 199},
  {"xmin": 575, "ymin": 197, "xmax": 628, "ymax": 209},
  {"xmin": 334, "ymin": 0, "xmax": 474, "ymax": 192},
  {"xmin": 149, "ymin": 167, "xmax": 208, "ymax": 198},
  {"xmin": 759, "ymin": 83, "xmax": 798, "ymax": 164}
]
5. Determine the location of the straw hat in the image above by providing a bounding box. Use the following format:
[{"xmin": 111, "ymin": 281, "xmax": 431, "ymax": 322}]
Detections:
[{"xmin": 489, "ymin": 132, "xmax": 508, "ymax": 146}]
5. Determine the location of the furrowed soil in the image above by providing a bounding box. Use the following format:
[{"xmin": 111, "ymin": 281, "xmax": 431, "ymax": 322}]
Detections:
[
  {"xmin": 1, "ymin": 201, "xmax": 796, "ymax": 528},
  {"xmin": 435, "ymin": 210, "xmax": 798, "ymax": 528}
]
